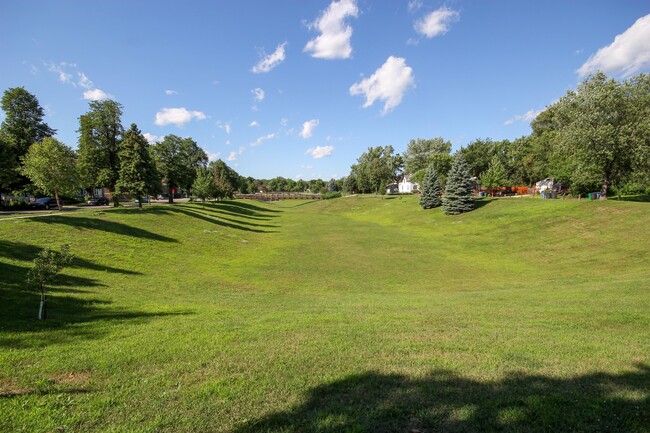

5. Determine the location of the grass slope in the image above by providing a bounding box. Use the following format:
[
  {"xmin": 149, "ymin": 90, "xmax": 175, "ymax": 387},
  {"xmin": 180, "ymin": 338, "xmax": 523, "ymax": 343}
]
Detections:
[{"xmin": 0, "ymin": 196, "xmax": 648, "ymax": 432}]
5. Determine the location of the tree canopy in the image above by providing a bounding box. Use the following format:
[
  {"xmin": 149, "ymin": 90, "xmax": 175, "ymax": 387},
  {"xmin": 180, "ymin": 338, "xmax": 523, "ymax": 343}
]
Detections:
[{"xmin": 116, "ymin": 124, "xmax": 159, "ymax": 207}]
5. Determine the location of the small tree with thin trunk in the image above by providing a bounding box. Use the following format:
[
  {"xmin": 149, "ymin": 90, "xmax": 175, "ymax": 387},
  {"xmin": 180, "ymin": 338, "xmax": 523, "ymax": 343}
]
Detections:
[
  {"xmin": 420, "ymin": 164, "xmax": 442, "ymax": 209},
  {"xmin": 21, "ymin": 137, "xmax": 79, "ymax": 210},
  {"xmin": 27, "ymin": 244, "xmax": 73, "ymax": 320},
  {"xmin": 443, "ymin": 155, "xmax": 475, "ymax": 215},
  {"xmin": 479, "ymin": 155, "xmax": 508, "ymax": 196}
]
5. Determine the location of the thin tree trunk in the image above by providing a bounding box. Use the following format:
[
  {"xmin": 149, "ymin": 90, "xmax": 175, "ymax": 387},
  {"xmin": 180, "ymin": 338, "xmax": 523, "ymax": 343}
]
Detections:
[
  {"xmin": 600, "ymin": 175, "xmax": 610, "ymax": 200},
  {"xmin": 54, "ymin": 190, "xmax": 62, "ymax": 210},
  {"xmin": 38, "ymin": 290, "xmax": 46, "ymax": 320},
  {"xmin": 137, "ymin": 195, "xmax": 142, "ymax": 208}
]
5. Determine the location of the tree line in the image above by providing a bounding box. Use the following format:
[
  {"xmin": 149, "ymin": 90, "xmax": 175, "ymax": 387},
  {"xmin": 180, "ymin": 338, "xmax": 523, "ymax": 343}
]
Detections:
[
  {"xmin": 0, "ymin": 88, "xmax": 337, "ymax": 209},
  {"xmin": 344, "ymin": 72, "xmax": 649, "ymax": 199}
]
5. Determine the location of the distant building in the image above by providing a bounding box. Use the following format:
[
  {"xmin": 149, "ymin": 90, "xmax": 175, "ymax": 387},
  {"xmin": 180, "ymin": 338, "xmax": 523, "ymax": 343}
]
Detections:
[{"xmin": 398, "ymin": 175, "xmax": 420, "ymax": 193}]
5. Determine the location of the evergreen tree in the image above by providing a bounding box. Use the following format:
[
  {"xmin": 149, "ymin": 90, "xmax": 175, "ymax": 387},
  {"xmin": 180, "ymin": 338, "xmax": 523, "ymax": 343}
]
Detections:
[
  {"xmin": 443, "ymin": 155, "xmax": 475, "ymax": 215},
  {"xmin": 419, "ymin": 164, "xmax": 442, "ymax": 209},
  {"xmin": 479, "ymin": 155, "xmax": 509, "ymax": 196},
  {"xmin": 116, "ymin": 124, "xmax": 159, "ymax": 207}
]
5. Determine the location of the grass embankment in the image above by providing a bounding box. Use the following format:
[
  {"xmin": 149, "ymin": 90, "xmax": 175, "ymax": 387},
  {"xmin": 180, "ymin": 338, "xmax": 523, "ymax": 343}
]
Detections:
[{"xmin": 0, "ymin": 196, "xmax": 648, "ymax": 432}]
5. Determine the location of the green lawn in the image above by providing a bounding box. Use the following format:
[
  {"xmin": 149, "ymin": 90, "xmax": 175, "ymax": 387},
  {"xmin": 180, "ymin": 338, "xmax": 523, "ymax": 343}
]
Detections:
[{"xmin": 1, "ymin": 196, "xmax": 648, "ymax": 432}]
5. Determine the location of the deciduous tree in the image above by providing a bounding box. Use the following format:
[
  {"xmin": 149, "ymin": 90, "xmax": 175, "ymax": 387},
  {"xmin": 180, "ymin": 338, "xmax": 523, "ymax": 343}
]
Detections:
[{"xmin": 21, "ymin": 137, "xmax": 79, "ymax": 210}]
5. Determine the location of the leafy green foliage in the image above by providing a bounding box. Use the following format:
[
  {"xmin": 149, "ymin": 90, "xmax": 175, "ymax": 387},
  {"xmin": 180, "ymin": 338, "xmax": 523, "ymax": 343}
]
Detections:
[
  {"xmin": 0, "ymin": 87, "xmax": 55, "ymax": 192},
  {"xmin": 420, "ymin": 164, "xmax": 442, "ymax": 209},
  {"xmin": 152, "ymin": 135, "xmax": 207, "ymax": 202},
  {"xmin": 27, "ymin": 244, "xmax": 73, "ymax": 320},
  {"xmin": 321, "ymin": 191, "xmax": 342, "ymax": 199},
  {"xmin": 443, "ymin": 155, "xmax": 474, "ymax": 215},
  {"xmin": 20, "ymin": 137, "xmax": 79, "ymax": 209},
  {"xmin": 403, "ymin": 137, "xmax": 452, "ymax": 174},
  {"xmin": 77, "ymin": 100, "xmax": 124, "ymax": 204},
  {"xmin": 192, "ymin": 166, "xmax": 217, "ymax": 203},
  {"xmin": 349, "ymin": 145, "xmax": 403, "ymax": 194},
  {"xmin": 116, "ymin": 124, "xmax": 159, "ymax": 206},
  {"xmin": 479, "ymin": 155, "xmax": 509, "ymax": 195}
]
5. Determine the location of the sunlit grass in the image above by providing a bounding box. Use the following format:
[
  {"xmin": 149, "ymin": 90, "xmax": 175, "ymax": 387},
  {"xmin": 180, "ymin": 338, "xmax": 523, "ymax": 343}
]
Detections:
[{"xmin": 1, "ymin": 196, "xmax": 648, "ymax": 432}]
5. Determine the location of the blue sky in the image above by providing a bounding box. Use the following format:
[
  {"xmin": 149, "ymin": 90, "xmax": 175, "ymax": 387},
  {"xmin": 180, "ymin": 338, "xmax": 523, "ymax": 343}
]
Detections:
[{"xmin": 1, "ymin": 0, "xmax": 649, "ymax": 179}]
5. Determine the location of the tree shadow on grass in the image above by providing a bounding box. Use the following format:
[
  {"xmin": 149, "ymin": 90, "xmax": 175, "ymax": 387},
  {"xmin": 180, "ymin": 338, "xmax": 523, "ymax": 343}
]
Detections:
[
  {"xmin": 167, "ymin": 207, "xmax": 278, "ymax": 234},
  {"xmin": 222, "ymin": 200, "xmax": 283, "ymax": 213},
  {"xmin": 0, "ymin": 240, "xmax": 142, "ymax": 275},
  {"xmin": 234, "ymin": 365, "xmax": 649, "ymax": 433},
  {"xmin": 28, "ymin": 215, "xmax": 177, "ymax": 243}
]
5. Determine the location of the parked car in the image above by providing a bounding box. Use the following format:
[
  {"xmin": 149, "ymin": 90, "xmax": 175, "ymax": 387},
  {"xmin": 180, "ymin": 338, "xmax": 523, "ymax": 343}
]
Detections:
[
  {"xmin": 87, "ymin": 196, "xmax": 110, "ymax": 206},
  {"xmin": 32, "ymin": 197, "xmax": 61, "ymax": 210},
  {"xmin": 134, "ymin": 196, "xmax": 150, "ymax": 203}
]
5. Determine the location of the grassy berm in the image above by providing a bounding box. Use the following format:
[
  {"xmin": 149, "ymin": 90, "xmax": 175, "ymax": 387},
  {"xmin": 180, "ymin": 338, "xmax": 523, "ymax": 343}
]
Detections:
[{"xmin": 0, "ymin": 196, "xmax": 648, "ymax": 432}]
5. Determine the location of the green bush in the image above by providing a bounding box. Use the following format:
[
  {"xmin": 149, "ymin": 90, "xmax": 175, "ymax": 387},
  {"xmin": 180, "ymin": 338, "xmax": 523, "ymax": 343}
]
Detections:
[{"xmin": 321, "ymin": 192, "xmax": 342, "ymax": 200}]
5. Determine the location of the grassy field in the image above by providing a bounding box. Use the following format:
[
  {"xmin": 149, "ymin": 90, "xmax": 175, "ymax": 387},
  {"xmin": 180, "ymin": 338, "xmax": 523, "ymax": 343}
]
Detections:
[{"xmin": 0, "ymin": 196, "xmax": 648, "ymax": 432}]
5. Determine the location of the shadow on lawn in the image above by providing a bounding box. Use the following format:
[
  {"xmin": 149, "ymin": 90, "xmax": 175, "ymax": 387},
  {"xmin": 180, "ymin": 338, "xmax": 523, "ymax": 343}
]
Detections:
[
  {"xmin": 168, "ymin": 206, "xmax": 278, "ymax": 233},
  {"xmin": 28, "ymin": 215, "xmax": 177, "ymax": 243},
  {"xmin": 234, "ymin": 366, "xmax": 649, "ymax": 433},
  {"xmin": 0, "ymin": 241, "xmax": 187, "ymax": 347}
]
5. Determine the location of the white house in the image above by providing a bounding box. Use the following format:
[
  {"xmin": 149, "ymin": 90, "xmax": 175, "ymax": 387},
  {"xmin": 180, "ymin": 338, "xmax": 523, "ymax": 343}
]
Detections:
[{"xmin": 398, "ymin": 175, "xmax": 420, "ymax": 193}]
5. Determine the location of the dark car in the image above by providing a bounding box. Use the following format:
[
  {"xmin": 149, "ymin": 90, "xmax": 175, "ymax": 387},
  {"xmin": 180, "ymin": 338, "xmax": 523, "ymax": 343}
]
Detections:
[
  {"xmin": 87, "ymin": 196, "xmax": 110, "ymax": 206},
  {"xmin": 32, "ymin": 197, "xmax": 61, "ymax": 210}
]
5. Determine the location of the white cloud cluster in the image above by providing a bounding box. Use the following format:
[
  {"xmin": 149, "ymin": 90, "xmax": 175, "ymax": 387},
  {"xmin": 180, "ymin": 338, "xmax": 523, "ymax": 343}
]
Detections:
[
  {"xmin": 154, "ymin": 107, "xmax": 207, "ymax": 127},
  {"xmin": 349, "ymin": 56, "xmax": 415, "ymax": 115},
  {"xmin": 143, "ymin": 133, "xmax": 163, "ymax": 144},
  {"xmin": 304, "ymin": 0, "xmax": 359, "ymax": 59},
  {"xmin": 227, "ymin": 146, "xmax": 245, "ymax": 162},
  {"xmin": 578, "ymin": 14, "xmax": 650, "ymax": 78},
  {"xmin": 305, "ymin": 145, "xmax": 334, "ymax": 159},
  {"xmin": 207, "ymin": 151, "xmax": 221, "ymax": 162},
  {"xmin": 300, "ymin": 119, "xmax": 319, "ymax": 139},
  {"xmin": 414, "ymin": 7, "xmax": 460, "ymax": 38},
  {"xmin": 251, "ymin": 42, "xmax": 287, "ymax": 73},
  {"xmin": 46, "ymin": 62, "xmax": 112, "ymax": 101},
  {"xmin": 250, "ymin": 133, "xmax": 275, "ymax": 147},
  {"xmin": 504, "ymin": 109, "xmax": 542, "ymax": 126}
]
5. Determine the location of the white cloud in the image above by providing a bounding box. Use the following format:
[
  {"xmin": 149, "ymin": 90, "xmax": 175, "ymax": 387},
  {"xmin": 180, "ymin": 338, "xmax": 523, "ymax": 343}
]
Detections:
[
  {"xmin": 414, "ymin": 7, "xmax": 460, "ymax": 38},
  {"xmin": 280, "ymin": 118, "xmax": 289, "ymax": 127},
  {"xmin": 251, "ymin": 42, "xmax": 287, "ymax": 73},
  {"xmin": 165, "ymin": 89, "xmax": 178, "ymax": 95},
  {"xmin": 252, "ymin": 87, "xmax": 265, "ymax": 102},
  {"xmin": 249, "ymin": 121, "xmax": 259, "ymax": 127},
  {"xmin": 154, "ymin": 107, "xmax": 207, "ymax": 127},
  {"xmin": 83, "ymin": 88, "xmax": 112, "ymax": 101},
  {"xmin": 207, "ymin": 152, "xmax": 221, "ymax": 162},
  {"xmin": 47, "ymin": 62, "xmax": 74, "ymax": 84},
  {"xmin": 349, "ymin": 56, "xmax": 415, "ymax": 115},
  {"xmin": 504, "ymin": 109, "xmax": 542, "ymax": 125},
  {"xmin": 300, "ymin": 119, "xmax": 319, "ymax": 139},
  {"xmin": 577, "ymin": 14, "xmax": 650, "ymax": 77},
  {"xmin": 227, "ymin": 151, "xmax": 238, "ymax": 162},
  {"xmin": 250, "ymin": 133, "xmax": 275, "ymax": 147},
  {"xmin": 143, "ymin": 133, "xmax": 163, "ymax": 144},
  {"xmin": 306, "ymin": 145, "xmax": 334, "ymax": 159},
  {"xmin": 304, "ymin": 0, "xmax": 359, "ymax": 59}
]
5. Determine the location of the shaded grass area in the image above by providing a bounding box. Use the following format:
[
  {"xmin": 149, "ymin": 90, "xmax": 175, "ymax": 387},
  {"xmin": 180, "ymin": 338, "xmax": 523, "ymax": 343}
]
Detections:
[{"xmin": 0, "ymin": 197, "xmax": 648, "ymax": 432}]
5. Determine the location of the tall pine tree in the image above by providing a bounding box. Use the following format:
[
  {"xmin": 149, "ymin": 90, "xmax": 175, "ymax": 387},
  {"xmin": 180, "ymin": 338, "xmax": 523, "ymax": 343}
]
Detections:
[
  {"xmin": 419, "ymin": 164, "xmax": 442, "ymax": 209},
  {"xmin": 116, "ymin": 124, "xmax": 159, "ymax": 207},
  {"xmin": 443, "ymin": 155, "xmax": 475, "ymax": 215}
]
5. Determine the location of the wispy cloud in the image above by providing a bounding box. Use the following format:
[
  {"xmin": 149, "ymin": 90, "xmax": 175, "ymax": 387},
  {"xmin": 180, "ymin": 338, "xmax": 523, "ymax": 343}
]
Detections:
[
  {"xmin": 47, "ymin": 62, "xmax": 113, "ymax": 100},
  {"xmin": 577, "ymin": 14, "xmax": 650, "ymax": 78},
  {"xmin": 227, "ymin": 146, "xmax": 245, "ymax": 161},
  {"xmin": 249, "ymin": 121, "xmax": 259, "ymax": 127},
  {"xmin": 251, "ymin": 42, "xmax": 287, "ymax": 73},
  {"xmin": 154, "ymin": 107, "xmax": 207, "ymax": 127},
  {"xmin": 207, "ymin": 151, "xmax": 221, "ymax": 162},
  {"xmin": 250, "ymin": 133, "xmax": 275, "ymax": 147},
  {"xmin": 165, "ymin": 89, "xmax": 178, "ymax": 95},
  {"xmin": 305, "ymin": 145, "xmax": 334, "ymax": 159},
  {"xmin": 504, "ymin": 109, "xmax": 542, "ymax": 125},
  {"xmin": 252, "ymin": 88, "xmax": 265, "ymax": 102},
  {"xmin": 350, "ymin": 56, "xmax": 415, "ymax": 115},
  {"xmin": 217, "ymin": 121, "xmax": 232, "ymax": 135},
  {"xmin": 300, "ymin": 119, "xmax": 320, "ymax": 139},
  {"xmin": 304, "ymin": 0, "xmax": 359, "ymax": 59},
  {"xmin": 414, "ymin": 7, "xmax": 460, "ymax": 38}
]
